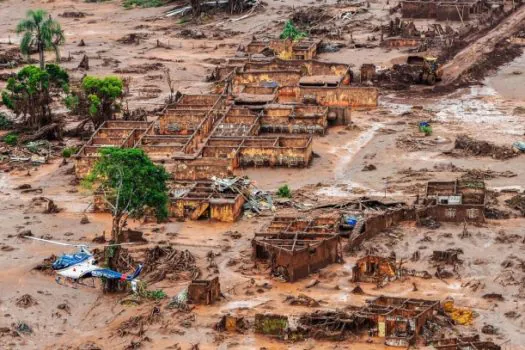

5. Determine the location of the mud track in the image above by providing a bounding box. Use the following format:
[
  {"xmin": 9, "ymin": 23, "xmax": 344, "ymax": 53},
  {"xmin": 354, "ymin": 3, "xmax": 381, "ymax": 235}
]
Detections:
[{"xmin": 440, "ymin": 5, "xmax": 525, "ymax": 85}]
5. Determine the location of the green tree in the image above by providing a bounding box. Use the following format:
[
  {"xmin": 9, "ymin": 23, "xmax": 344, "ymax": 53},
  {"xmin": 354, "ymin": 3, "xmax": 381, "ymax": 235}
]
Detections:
[
  {"xmin": 16, "ymin": 9, "xmax": 65, "ymax": 69},
  {"xmin": 74, "ymin": 76, "xmax": 123, "ymax": 127},
  {"xmin": 83, "ymin": 147, "xmax": 169, "ymax": 292},
  {"xmin": 84, "ymin": 147, "xmax": 169, "ymax": 241},
  {"xmin": 1, "ymin": 64, "xmax": 69, "ymax": 129}
]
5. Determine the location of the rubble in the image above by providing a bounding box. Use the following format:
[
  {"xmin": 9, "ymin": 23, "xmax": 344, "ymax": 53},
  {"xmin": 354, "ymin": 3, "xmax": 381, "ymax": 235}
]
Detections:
[
  {"xmin": 215, "ymin": 314, "xmax": 248, "ymax": 333},
  {"xmin": 284, "ymin": 294, "xmax": 320, "ymax": 307},
  {"xmin": 505, "ymin": 194, "xmax": 525, "ymax": 216},
  {"xmin": 187, "ymin": 277, "xmax": 221, "ymax": 305},
  {"xmin": 142, "ymin": 245, "xmax": 201, "ymax": 283},
  {"xmin": 452, "ymin": 135, "xmax": 519, "ymax": 160}
]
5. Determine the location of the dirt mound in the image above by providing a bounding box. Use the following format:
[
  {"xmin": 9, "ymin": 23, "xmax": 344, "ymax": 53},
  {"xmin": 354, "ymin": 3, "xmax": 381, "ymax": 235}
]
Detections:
[{"xmin": 453, "ymin": 134, "xmax": 518, "ymax": 160}]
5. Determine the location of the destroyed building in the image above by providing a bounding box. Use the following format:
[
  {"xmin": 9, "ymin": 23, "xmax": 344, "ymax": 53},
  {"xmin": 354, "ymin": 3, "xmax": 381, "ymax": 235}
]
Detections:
[
  {"xmin": 352, "ymin": 256, "xmax": 397, "ymax": 284},
  {"xmin": 424, "ymin": 180, "xmax": 486, "ymax": 222},
  {"xmin": 253, "ymin": 215, "xmax": 342, "ymax": 281},
  {"xmin": 433, "ymin": 336, "xmax": 501, "ymax": 350},
  {"xmin": 76, "ymin": 36, "xmax": 380, "ymax": 222},
  {"xmin": 355, "ymin": 296, "xmax": 441, "ymax": 346},
  {"xmin": 352, "ymin": 255, "xmax": 432, "ymax": 285},
  {"xmin": 255, "ymin": 295, "xmax": 442, "ymax": 345},
  {"xmin": 187, "ymin": 277, "xmax": 221, "ymax": 305}
]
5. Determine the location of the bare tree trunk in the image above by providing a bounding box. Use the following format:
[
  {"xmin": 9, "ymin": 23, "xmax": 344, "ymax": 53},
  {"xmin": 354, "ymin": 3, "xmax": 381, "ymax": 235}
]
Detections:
[
  {"xmin": 38, "ymin": 41, "xmax": 45, "ymax": 70},
  {"xmin": 104, "ymin": 213, "xmax": 124, "ymax": 293},
  {"xmin": 229, "ymin": 0, "xmax": 244, "ymax": 14},
  {"xmin": 191, "ymin": 0, "xmax": 202, "ymax": 17}
]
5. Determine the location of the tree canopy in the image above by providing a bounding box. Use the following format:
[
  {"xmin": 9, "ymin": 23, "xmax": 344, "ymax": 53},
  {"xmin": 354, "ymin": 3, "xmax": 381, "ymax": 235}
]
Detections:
[
  {"xmin": 84, "ymin": 147, "xmax": 169, "ymax": 240},
  {"xmin": 68, "ymin": 76, "xmax": 123, "ymax": 127},
  {"xmin": 17, "ymin": 9, "xmax": 65, "ymax": 69},
  {"xmin": 1, "ymin": 64, "xmax": 69, "ymax": 129}
]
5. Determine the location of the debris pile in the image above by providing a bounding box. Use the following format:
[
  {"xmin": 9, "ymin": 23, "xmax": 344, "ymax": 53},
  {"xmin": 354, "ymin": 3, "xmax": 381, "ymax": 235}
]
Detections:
[
  {"xmin": 15, "ymin": 294, "xmax": 38, "ymax": 309},
  {"xmin": 142, "ymin": 245, "xmax": 201, "ymax": 283},
  {"xmin": 453, "ymin": 135, "xmax": 518, "ymax": 160},
  {"xmin": 284, "ymin": 294, "xmax": 320, "ymax": 307},
  {"xmin": 33, "ymin": 254, "xmax": 58, "ymax": 274},
  {"xmin": 0, "ymin": 45, "xmax": 23, "ymax": 68},
  {"xmin": 28, "ymin": 196, "xmax": 60, "ymax": 214},
  {"xmin": 117, "ymin": 33, "xmax": 148, "ymax": 45},
  {"xmin": 460, "ymin": 169, "xmax": 517, "ymax": 180},
  {"xmin": 505, "ymin": 194, "xmax": 525, "ymax": 216},
  {"xmin": 297, "ymin": 310, "xmax": 362, "ymax": 340}
]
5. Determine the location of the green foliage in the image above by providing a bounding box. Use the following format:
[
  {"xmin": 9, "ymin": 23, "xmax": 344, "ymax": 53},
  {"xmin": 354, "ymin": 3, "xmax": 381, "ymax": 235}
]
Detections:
[
  {"xmin": 1, "ymin": 64, "xmax": 69, "ymax": 129},
  {"xmin": 3, "ymin": 133, "xmax": 18, "ymax": 146},
  {"xmin": 16, "ymin": 9, "xmax": 65, "ymax": 67},
  {"xmin": 144, "ymin": 289, "xmax": 167, "ymax": 300},
  {"xmin": 84, "ymin": 147, "xmax": 169, "ymax": 221},
  {"xmin": 123, "ymin": 0, "xmax": 165, "ymax": 8},
  {"xmin": 64, "ymin": 95, "xmax": 79, "ymax": 110},
  {"xmin": 62, "ymin": 146, "xmax": 78, "ymax": 158},
  {"xmin": 133, "ymin": 281, "xmax": 167, "ymax": 300},
  {"xmin": 0, "ymin": 113, "xmax": 13, "ymax": 130},
  {"xmin": 280, "ymin": 20, "xmax": 307, "ymax": 41},
  {"xmin": 420, "ymin": 125, "xmax": 432, "ymax": 136},
  {"xmin": 74, "ymin": 76, "xmax": 123, "ymax": 126},
  {"xmin": 277, "ymin": 184, "xmax": 292, "ymax": 198}
]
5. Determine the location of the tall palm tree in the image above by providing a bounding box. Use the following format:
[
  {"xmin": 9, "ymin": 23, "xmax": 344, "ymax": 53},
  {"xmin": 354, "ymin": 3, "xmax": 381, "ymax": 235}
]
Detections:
[{"xmin": 16, "ymin": 9, "xmax": 65, "ymax": 69}]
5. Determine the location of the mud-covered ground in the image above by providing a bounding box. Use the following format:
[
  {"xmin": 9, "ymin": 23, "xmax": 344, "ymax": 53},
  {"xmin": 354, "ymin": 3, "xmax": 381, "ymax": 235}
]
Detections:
[{"xmin": 0, "ymin": 0, "xmax": 525, "ymax": 349}]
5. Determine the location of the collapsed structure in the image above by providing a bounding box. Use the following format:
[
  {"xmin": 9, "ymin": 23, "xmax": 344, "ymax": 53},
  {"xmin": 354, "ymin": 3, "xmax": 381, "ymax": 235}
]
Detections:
[
  {"xmin": 255, "ymin": 295, "xmax": 442, "ymax": 346},
  {"xmin": 352, "ymin": 255, "xmax": 431, "ymax": 286},
  {"xmin": 187, "ymin": 277, "xmax": 221, "ymax": 305},
  {"xmin": 424, "ymin": 180, "xmax": 486, "ymax": 223},
  {"xmin": 75, "ymin": 36, "xmax": 379, "ymax": 221},
  {"xmin": 252, "ymin": 215, "xmax": 343, "ymax": 281}
]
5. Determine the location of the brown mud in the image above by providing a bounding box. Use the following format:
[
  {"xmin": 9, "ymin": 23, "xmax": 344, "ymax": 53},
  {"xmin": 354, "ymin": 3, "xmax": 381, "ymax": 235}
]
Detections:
[{"xmin": 0, "ymin": 0, "xmax": 524, "ymax": 350}]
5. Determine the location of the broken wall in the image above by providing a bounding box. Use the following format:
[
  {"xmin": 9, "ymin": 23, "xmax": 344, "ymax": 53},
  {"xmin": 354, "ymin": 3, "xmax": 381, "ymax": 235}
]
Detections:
[{"xmin": 188, "ymin": 277, "xmax": 221, "ymax": 304}]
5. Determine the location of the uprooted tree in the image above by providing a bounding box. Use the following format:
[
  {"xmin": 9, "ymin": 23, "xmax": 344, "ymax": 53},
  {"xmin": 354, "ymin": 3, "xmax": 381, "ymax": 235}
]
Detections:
[
  {"xmin": 83, "ymin": 147, "xmax": 169, "ymax": 292},
  {"xmin": 17, "ymin": 9, "xmax": 65, "ymax": 69},
  {"xmin": 67, "ymin": 75, "xmax": 123, "ymax": 128},
  {"xmin": 1, "ymin": 64, "xmax": 69, "ymax": 132}
]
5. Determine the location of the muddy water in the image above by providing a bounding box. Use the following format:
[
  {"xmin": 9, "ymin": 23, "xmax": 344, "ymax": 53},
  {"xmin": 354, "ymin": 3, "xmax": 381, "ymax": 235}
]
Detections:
[{"xmin": 486, "ymin": 52, "xmax": 525, "ymax": 100}]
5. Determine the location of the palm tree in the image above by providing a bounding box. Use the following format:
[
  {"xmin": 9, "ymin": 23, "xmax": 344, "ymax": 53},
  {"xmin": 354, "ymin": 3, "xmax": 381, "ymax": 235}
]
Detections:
[{"xmin": 16, "ymin": 9, "xmax": 65, "ymax": 69}]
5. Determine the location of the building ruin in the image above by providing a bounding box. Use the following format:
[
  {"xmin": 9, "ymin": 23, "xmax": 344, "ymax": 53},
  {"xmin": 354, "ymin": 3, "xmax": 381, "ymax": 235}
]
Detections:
[{"xmin": 424, "ymin": 180, "xmax": 486, "ymax": 223}]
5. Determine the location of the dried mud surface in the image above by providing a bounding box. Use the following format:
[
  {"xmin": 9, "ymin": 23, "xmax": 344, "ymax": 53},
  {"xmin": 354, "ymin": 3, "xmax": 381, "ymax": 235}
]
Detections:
[{"xmin": 0, "ymin": 1, "xmax": 524, "ymax": 350}]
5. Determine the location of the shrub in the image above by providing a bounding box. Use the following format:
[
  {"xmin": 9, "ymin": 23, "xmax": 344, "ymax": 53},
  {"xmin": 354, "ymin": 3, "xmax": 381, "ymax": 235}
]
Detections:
[
  {"xmin": 420, "ymin": 125, "xmax": 432, "ymax": 136},
  {"xmin": 62, "ymin": 146, "xmax": 78, "ymax": 158},
  {"xmin": 280, "ymin": 20, "xmax": 307, "ymax": 41},
  {"xmin": 277, "ymin": 184, "xmax": 292, "ymax": 198},
  {"xmin": 0, "ymin": 113, "xmax": 13, "ymax": 130},
  {"xmin": 3, "ymin": 133, "xmax": 18, "ymax": 146}
]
